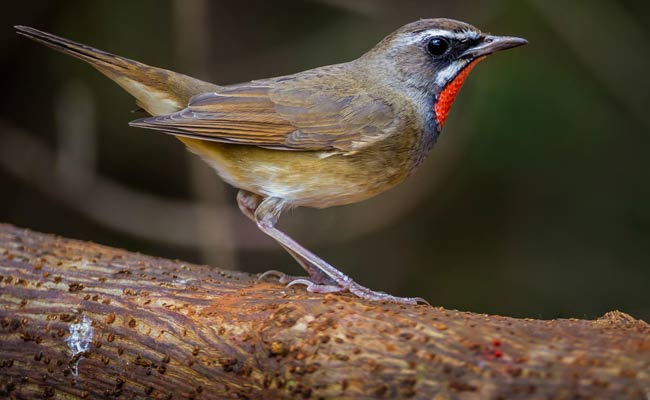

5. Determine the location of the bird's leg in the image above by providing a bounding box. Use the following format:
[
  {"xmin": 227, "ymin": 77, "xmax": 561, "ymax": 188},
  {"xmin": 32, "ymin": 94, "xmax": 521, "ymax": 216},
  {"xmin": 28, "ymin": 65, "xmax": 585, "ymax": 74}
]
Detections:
[
  {"xmin": 236, "ymin": 190, "xmax": 427, "ymax": 305},
  {"xmin": 236, "ymin": 191, "xmax": 338, "ymax": 287}
]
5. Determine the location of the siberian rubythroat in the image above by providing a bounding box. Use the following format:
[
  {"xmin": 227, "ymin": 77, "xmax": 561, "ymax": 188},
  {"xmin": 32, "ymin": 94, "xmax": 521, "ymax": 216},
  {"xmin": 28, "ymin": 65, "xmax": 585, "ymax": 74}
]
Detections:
[{"xmin": 15, "ymin": 19, "xmax": 526, "ymax": 305}]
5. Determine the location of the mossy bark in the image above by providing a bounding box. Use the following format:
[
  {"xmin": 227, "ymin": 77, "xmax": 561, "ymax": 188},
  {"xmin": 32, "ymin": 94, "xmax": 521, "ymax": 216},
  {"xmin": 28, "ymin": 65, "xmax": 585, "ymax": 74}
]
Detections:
[{"xmin": 0, "ymin": 223, "xmax": 648, "ymax": 399}]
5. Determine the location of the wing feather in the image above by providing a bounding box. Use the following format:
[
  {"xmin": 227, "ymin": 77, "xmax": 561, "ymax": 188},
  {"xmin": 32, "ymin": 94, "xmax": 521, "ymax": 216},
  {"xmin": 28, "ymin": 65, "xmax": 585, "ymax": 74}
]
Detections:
[{"xmin": 129, "ymin": 67, "xmax": 400, "ymax": 152}]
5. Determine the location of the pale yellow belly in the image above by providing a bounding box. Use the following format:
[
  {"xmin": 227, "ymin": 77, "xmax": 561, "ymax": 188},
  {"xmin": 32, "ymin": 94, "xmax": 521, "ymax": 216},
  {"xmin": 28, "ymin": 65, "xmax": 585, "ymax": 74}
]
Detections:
[{"xmin": 179, "ymin": 138, "xmax": 410, "ymax": 208}]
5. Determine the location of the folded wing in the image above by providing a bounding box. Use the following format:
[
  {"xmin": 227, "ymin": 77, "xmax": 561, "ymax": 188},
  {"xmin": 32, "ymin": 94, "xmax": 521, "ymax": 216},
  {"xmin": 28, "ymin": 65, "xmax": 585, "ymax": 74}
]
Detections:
[{"xmin": 129, "ymin": 69, "xmax": 400, "ymax": 152}]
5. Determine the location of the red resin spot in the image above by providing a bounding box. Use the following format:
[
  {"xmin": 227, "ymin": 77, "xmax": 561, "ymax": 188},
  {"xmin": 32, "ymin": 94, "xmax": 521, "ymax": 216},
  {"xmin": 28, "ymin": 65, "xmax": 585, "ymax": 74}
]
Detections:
[{"xmin": 434, "ymin": 56, "xmax": 485, "ymax": 128}]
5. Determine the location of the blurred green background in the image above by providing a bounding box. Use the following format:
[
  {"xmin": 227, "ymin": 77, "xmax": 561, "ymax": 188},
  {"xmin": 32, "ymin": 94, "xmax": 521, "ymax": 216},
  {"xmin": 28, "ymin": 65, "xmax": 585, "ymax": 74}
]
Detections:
[{"xmin": 2, "ymin": 1, "xmax": 649, "ymax": 320}]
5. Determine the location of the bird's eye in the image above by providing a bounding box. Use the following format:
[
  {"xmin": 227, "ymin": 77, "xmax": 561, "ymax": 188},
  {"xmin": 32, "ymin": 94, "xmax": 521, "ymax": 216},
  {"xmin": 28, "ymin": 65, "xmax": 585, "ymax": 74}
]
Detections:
[{"xmin": 427, "ymin": 37, "xmax": 450, "ymax": 56}]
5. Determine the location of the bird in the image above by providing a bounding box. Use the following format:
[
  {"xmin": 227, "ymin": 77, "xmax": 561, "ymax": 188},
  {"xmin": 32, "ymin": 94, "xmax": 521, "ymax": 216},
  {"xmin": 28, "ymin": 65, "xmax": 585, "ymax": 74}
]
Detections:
[{"xmin": 15, "ymin": 19, "xmax": 526, "ymax": 305}]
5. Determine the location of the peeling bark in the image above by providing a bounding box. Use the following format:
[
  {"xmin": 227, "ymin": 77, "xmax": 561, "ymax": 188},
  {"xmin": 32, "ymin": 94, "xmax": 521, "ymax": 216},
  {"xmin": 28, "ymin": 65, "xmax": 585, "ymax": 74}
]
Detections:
[{"xmin": 0, "ymin": 223, "xmax": 648, "ymax": 399}]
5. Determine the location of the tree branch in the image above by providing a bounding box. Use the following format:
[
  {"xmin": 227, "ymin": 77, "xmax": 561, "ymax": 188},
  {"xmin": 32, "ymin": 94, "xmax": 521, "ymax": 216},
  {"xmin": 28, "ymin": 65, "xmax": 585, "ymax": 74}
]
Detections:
[{"xmin": 0, "ymin": 223, "xmax": 648, "ymax": 399}]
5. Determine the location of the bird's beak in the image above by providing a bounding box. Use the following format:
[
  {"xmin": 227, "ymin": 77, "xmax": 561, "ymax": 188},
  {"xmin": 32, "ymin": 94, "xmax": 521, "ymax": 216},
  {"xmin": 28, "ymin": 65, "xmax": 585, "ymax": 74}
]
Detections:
[{"xmin": 461, "ymin": 35, "xmax": 528, "ymax": 58}]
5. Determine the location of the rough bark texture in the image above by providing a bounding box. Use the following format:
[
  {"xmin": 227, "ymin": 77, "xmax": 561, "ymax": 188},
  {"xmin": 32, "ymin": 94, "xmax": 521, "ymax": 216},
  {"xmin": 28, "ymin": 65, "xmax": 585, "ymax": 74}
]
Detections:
[{"xmin": 0, "ymin": 223, "xmax": 648, "ymax": 399}]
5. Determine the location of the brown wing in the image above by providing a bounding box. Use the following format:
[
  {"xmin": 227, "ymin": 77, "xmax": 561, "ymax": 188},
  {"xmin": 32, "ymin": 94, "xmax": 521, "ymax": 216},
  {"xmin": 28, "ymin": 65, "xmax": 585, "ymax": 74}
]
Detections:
[{"xmin": 128, "ymin": 67, "xmax": 400, "ymax": 152}]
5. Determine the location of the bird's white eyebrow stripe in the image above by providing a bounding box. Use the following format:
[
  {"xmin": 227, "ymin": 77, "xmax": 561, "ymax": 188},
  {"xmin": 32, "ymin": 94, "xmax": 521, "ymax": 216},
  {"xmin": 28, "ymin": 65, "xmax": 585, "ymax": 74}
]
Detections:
[{"xmin": 398, "ymin": 29, "xmax": 481, "ymax": 46}]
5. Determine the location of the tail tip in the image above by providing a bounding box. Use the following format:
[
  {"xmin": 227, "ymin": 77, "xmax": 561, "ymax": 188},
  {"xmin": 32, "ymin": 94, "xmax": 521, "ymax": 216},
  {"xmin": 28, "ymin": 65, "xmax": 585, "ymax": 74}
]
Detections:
[
  {"xmin": 128, "ymin": 118, "xmax": 150, "ymax": 128},
  {"xmin": 14, "ymin": 25, "xmax": 41, "ymax": 39},
  {"xmin": 15, "ymin": 25, "xmax": 31, "ymax": 33}
]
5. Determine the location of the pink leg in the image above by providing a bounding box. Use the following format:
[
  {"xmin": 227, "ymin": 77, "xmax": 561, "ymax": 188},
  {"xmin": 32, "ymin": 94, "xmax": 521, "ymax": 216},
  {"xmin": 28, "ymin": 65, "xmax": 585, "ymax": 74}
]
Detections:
[
  {"xmin": 237, "ymin": 191, "xmax": 428, "ymax": 305},
  {"xmin": 236, "ymin": 191, "xmax": 339, "ymax": 288}
]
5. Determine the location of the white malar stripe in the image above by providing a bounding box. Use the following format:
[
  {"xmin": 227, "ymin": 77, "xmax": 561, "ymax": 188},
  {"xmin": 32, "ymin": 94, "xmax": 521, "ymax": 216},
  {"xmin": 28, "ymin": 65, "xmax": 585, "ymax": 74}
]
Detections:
[{"xmin": 434, "ymin": 60, "xmax": 469, "ymax": 87}]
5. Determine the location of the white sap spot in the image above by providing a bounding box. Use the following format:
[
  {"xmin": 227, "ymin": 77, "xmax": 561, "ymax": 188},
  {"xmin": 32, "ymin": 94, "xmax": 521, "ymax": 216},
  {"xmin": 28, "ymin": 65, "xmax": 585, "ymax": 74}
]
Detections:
[
  {"xmin": 66, "ymin": 315, "xmax": 94, "ymax": 380},
  {"xmin": 291, "ymin": 314, "xmax": 315, "ymax": 333}
]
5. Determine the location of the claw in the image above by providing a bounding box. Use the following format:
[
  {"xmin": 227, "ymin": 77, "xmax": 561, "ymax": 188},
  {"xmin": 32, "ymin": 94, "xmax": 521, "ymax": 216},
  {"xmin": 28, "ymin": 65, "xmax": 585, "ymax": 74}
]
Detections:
[
  {"xmin": 285, "ymin": 278, "xmax": 312, "ymax": 288},
  {"xmin": 413, "ymin": 297, "xmax": 430, "ymax": 305},
  {"xmin": 258, "ymin": 270, "xmax": 290, "ymax": 283},
  {"xmin": 259, "ymin": 269, "xmax": 339, "ymax": 286},
  {"xmin": 286, "ymin": 279, "xmax": 344, "ymax": 294}
]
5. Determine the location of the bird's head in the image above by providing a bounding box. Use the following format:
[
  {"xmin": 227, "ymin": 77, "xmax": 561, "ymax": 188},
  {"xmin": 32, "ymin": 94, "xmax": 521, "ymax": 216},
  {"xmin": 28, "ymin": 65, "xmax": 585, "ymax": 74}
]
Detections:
[{"xmin": 363, "ymin": 18, "xmax": 527, "ymax": 129}]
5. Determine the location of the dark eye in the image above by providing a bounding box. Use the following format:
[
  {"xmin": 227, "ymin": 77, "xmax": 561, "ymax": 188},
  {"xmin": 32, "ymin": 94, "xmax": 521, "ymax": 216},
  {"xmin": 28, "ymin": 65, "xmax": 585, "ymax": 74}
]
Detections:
[{"xmin": 427, "ymin": 37, "xmax": 449, "ymax": 56}]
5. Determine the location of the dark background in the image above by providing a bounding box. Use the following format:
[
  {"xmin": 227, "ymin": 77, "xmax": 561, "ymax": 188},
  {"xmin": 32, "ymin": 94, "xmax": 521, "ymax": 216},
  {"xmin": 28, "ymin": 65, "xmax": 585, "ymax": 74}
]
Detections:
[{"xmin": 2, "ymin": 1, "xmax": 649, "ymax": 320}]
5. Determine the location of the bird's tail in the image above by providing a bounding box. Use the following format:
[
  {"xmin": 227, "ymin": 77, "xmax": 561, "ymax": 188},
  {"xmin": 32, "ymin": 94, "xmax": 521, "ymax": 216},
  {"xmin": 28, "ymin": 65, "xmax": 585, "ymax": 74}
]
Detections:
[{"xmin": 15, "ymin": 26, "xmax": 219, "ymax": 115}]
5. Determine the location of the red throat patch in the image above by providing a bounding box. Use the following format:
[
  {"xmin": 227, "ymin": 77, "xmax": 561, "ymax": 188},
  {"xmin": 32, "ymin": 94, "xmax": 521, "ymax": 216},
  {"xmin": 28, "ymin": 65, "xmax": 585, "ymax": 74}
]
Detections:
[{"xmin": 434, "ymin": 56, "xmax": 485, "ymax": 128}]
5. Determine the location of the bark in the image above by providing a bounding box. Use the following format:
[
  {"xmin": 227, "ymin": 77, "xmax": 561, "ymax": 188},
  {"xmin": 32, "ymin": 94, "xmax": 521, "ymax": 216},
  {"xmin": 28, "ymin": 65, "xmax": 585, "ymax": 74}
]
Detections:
[{"xmin": 0, "ymin": 223, "xmax": 648, "ymax": 399}]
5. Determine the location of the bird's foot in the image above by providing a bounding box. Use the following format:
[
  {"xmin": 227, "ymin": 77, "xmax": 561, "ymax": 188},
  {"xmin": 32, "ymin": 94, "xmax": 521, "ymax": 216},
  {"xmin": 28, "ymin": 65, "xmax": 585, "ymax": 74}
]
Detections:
[
  {"xmin": 286, "ymin": 278, "xmax": 346, "ymax": 294},
  {"xmin": 344, "ymin": 281, "xmax": 430, "ymax": 305},
  {"xmin": 262, "ymin": 270, "xmax": 428, "ymax": 305},
  {"xmin": 259, "ymin": 269, "xmax": 338, "ymax": 286},
  {"xmin": 260, "ymin": 270, "xmax": 345, "ymax": 294}
]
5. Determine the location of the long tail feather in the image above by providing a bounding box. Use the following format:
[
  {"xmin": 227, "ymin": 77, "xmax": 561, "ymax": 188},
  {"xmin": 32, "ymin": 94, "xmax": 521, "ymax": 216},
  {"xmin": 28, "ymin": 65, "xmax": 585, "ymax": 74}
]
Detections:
[{"xmin": 15, "ymin": 26, "xmax": 220, "ymax": 115}]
